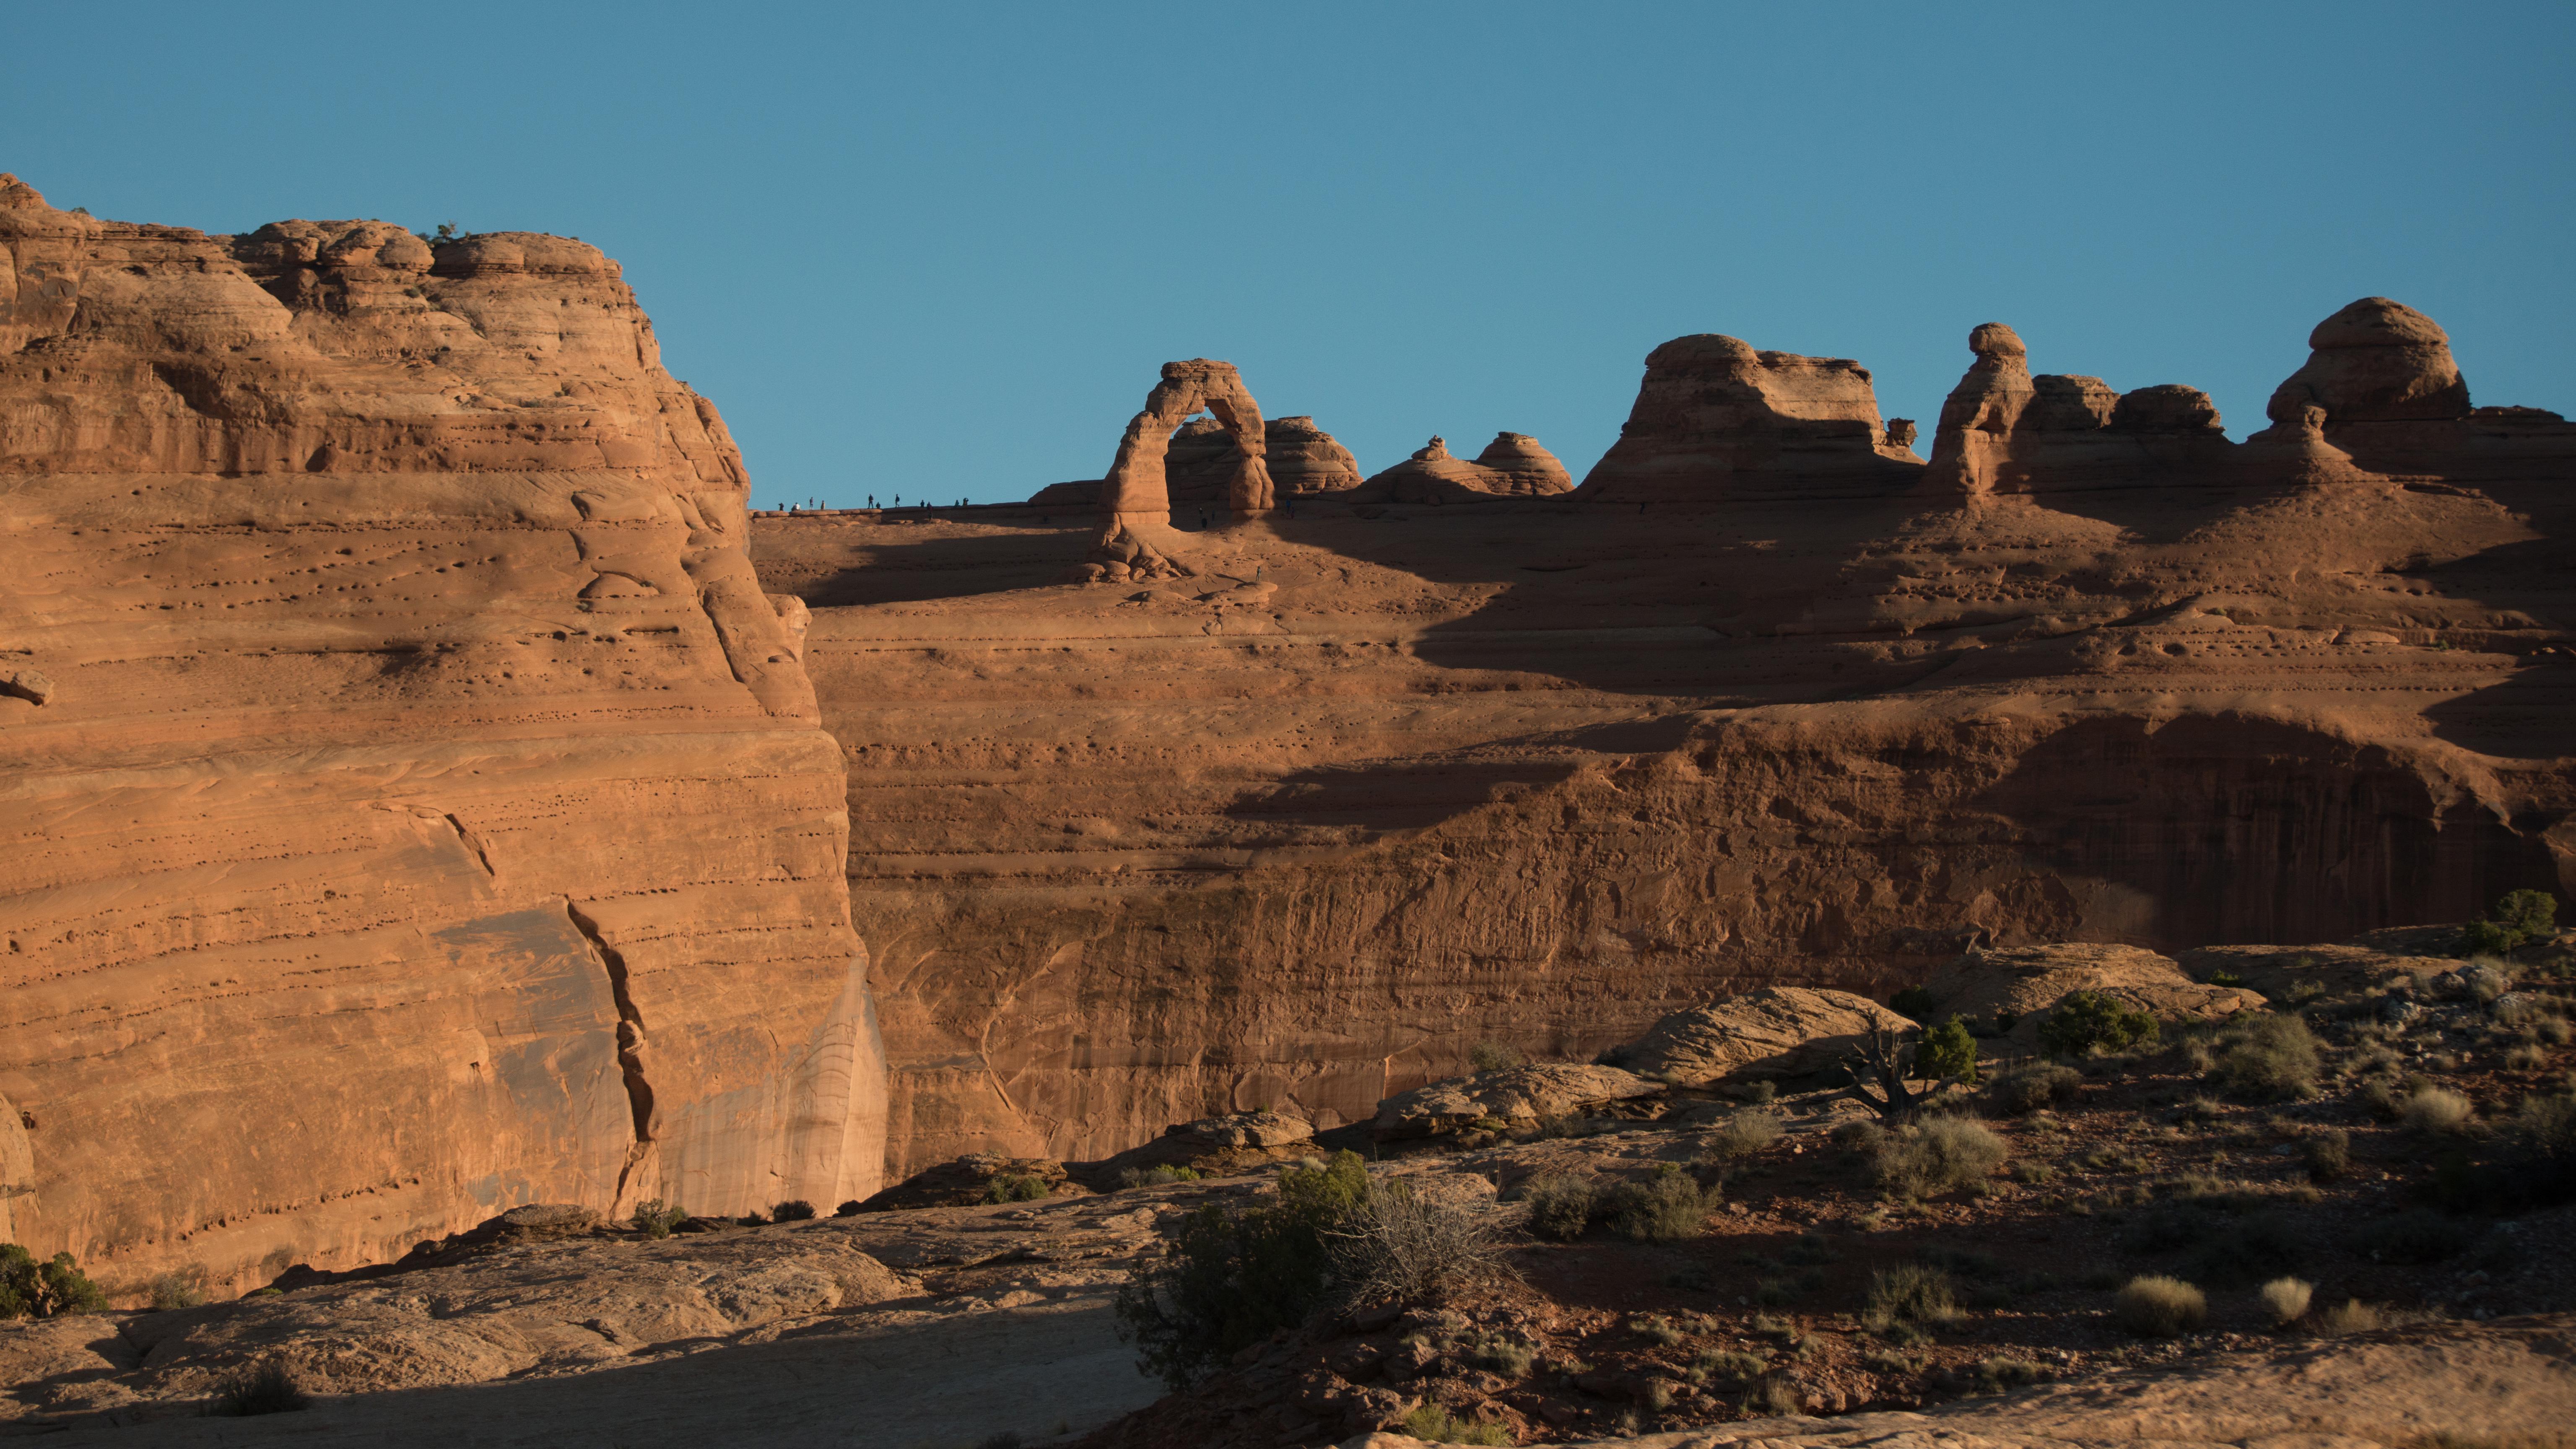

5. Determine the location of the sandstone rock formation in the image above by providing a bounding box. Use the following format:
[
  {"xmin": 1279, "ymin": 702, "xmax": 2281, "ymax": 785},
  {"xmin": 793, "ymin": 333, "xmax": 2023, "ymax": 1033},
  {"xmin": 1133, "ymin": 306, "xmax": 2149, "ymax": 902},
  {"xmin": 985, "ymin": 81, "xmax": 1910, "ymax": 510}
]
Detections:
[
  {"xmin": 1359, "ymin": 433, "xmax": 1574, "ymax": 503},
  {"xmin": 1921, "ymin": 322, "xmax": 2240, "ymax": 496},
  {"xmin": 1574, "ymin": 334, "xmax": 1922, "ymax": 503},
  {"xmin": 0, "ymin": 176, "xmax": 883, "ymax": 1294},
  {"xmin": 1613, "ymin": 987, "xmax": 1914, "ymax": 1088},
  {"xmin": 756, "ymin": 291, "xmax": 2572, "ymax": 1180},
  {"xmin": 1372, "ymin": 1065, "xmax": 1662, "ymax": 1140},
  {"xmin": 1085, "ymin": 358, "xmax": 1275, "ymax": 581},
  {"xmin": 1028, "ymin": 414, "xmax": 1358, "ymax": 510},
  {"xmin": 1924, "ymin": 944, "xmax": 2269, "ymax": 1046}
]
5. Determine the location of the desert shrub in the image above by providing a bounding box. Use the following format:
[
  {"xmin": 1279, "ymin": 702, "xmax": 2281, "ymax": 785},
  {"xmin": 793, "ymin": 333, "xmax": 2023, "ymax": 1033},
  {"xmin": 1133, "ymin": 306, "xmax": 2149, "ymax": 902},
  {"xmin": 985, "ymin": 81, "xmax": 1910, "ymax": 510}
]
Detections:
[
  {"xmin": 2400, "ymin": 1088, "xmax": 2477, "ymax": 1135},
  {"xmin": 2318, "ymin": 1298, "xmax": 2382, "ymax": 1335},
  {"xmin": 1974, "ymin": 1356, "xmax": 2046, "ymax": 1393},
  {"xmin": 2303, "ymin": 1130, "xmax": 2352, "ymax": 1182},
  {"xmin": 1831, "ymin": 1118, "xmax": 1889, "ymax": 1154},
  {"xmin": 1705, "ymin": 1109, "xmax": 1784, "ymax": 1160},
  {"xmin": 1891, "ymin": 986, "xmax": 1939, "ymax": 1022},
  {"xmin": 771, "ymin": 1199, "xmax": 817, "ymax": 1222},
  {"xmin": 2114, "ymin": 1275, "xmax": 2206, "ymax": 1337},
  {"xmin": 834, "ymin": 1199, "xmax": 863, "ymax": 1218},
  {"xmin": 1396, "ymin": 1402, "xmax": 1513, "ymax": 1445},
  {"xmin": 1918, "ymin": 1015, "xmax": 1981, "ymax": 1083},
  {"xmin": 2215, "ymin": 1014, "xmax": 2321, "ymax": 1101},
  {"xmin": 1112, "ymin": 1150, "xmax": 1370, "ymax": 1388},
  {"xmin": 1631, "ymin": 1312, "xmax": 1688, "ymax": 1347},
  {"xmin": 1874, "ymin": 1117, "xmax": 2009, "ymax": 1199},
  {"xmin": 1117, "ymin": 1164, "xmax": 1203, "ymax": 1189},
  {"xmin": 982, "ymin": 1173, "xmax": 1051, "ymax": 1204},
  {"xmin": 148, "ymin": 1268, "xmax": 208, "ymax": 1311},
  {"xmin": 0, "ymin": 1245, "xmax": 106, "ymax": 1318},
  {"xmin": 2359, "ymin": 1209, "xmax": 2476, "ymax": 1264},
  {"xmin": 2508, "ymin": 1045, "xmax": 2550, "ymax": 1071},
  {"xmin": 1330, "ymin": 1176, "xmax": 1516, "ymax": 1309},
  {"xmin": 1865, "ymin": 1264, "xmax": 1958, "ymax": 1333},
  {"xmin": 1518, "ymin": 1174, "xmax": 1596, "ymax": 1241},
  {"xmin": 2260, "ymin": 1276, "xmax": 2314, "ymax": 1326},
  {"xmin": 1461, "ymin": 1330, "xmax": 1536, "ymax": 1378},
  {"xmin": 2508, "ymin": 1093, "xmax": 2576, "ymax": 1201},
  {"xmin": 1985, "ymin": 1061, "xmax": 2082, "ymax": 1116},
  {"xmin": 2039, "ymin": 992, "xmax": 2160, "ymax": 1057},
  {"xmin": 1467, "ymin": 1041, "xmax": 1525, "ymax": 1074},
  {"xmin": 1603, "ymin": 1163, "xmax": 1719, "ymax": 1242},
  {"xmin": 2462, "ymin": 890, "xmax": 2560, "ymax": 956},
  {"xmin": 1693, "ymin": 1347, "xmax": 1767, "ymax": 1383},
  {"xmin": 207, "ymin": 1360, "xmax": 309, "ymax": 1416}
]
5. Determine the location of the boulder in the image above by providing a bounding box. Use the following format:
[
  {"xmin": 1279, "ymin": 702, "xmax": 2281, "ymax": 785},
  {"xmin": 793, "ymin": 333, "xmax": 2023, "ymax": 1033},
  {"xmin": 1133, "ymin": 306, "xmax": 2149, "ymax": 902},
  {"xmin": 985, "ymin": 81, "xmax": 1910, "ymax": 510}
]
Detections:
[
  {"xmin": 1372, "ymin": 1064, "xmax": 1662, "ymax": 1140},
  {"xmin": 1074, "ymin": 1110, "xmax": 1317, "ymax": 1186},
  {"xmin": 1574, "ymin": 332, "xmax": 1918, "ymax": 503},
  {"xmin": 1614, "ymin": 986, "xmax": 1914, "ymax": 1087},
  {"xmin": 2268, "ymin": 296, "xmax": 2470, "ymax": 426},
  {"xmin": 1924, "ymin": 944, "xmax": 2268, "ymax": 1047},
  {"xmin": 856, "ymin": 1153, "xmax": 1072, "ymax": 1212}
]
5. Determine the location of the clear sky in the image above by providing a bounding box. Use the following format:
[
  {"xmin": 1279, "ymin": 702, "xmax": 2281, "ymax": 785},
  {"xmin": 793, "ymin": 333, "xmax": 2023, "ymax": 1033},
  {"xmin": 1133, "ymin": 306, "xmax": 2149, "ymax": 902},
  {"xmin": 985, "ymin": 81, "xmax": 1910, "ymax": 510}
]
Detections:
[{"xmin": 11, "ymin": 3, "xmax": 2571, "ymax": 508}]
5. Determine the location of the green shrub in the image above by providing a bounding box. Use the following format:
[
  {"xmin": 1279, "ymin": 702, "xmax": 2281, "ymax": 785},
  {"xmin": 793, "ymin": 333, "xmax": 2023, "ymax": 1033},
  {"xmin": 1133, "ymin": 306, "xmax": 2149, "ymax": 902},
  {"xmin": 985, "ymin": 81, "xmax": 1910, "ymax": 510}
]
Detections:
[
  {"xmin": 1984, "ymin": 1061, "xmax": 2081, "ymax": 1116},
  {"xmin": 0, "ymin": 1245, "xmax": 106, "ymax": 1318},
  {"xmin": 1705, "ymin": 1109, "xmax": 1784, "ymax": 1160},
  {"xmin": 771, "ymin": 1200, "xmax": 817, "ymax": 1221},
  {"xmin": 2462, "ymin": 890, "xmax": 2560, "ymax": 956},
  {"xmin": 1865, "ymin": 1263, "xmax": 1958, "ymax": 1327},
  {"xmin": 1919, "ymin": 1016, "xmax": 1980, "ymax": 1084},
  {"xmin": 2215, "ymin": 1014, "xmax": 2321, "ymax": 1101},
  {"xmin": 2039, "ymin": 992, "xmax": 2160, "ymax": 1057},
  {"xmin": 208, "ymin": 1360, "xmax": 309, "ymax": 1416},
  {"xmin": 1117, "ymin": 1164, "xmax": 1204, "ymax": 1189},
  {"xmin": 1874, "ymin": 1117, "xmax": 2009, "ymax": 1199},
  {"xmin": 2114, "ymin": 1275, "xmax": 2205, "ymax": 1337},
  {"xmin": 1519, "ymin": 1174, "xmax": 1596, "ymax": 1241},
  {"xmin": 1112, "ymin": 1150, "xmax": 1370, "ymax": 1388},
  {"xmin": 1604, "ymin": 1163, "xmax": 1719, "ymax": 1243},
  {"xmin": 1467, "ymin": 1041, "xmax": 1525, "ymax": 1074},
  {"xmin": 149, "ymin": 1268, "xmax": 208, "ymax": 1311},
  {"xmin": 629, "ymin": 1198, "xmax": 686, "ymax": 1240},
  {"xmin": 982, "ymin": 1173, "xmax": 1052, "ymax": 1204},
  {"xmin": 1890, "ymin": 986, "xmax": 1939, "ymax": 1022}
]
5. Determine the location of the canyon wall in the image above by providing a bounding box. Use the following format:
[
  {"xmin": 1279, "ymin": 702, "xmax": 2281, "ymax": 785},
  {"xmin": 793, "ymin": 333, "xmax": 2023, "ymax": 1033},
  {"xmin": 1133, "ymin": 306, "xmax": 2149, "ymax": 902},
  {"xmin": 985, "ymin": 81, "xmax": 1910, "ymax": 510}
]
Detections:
[
  {"xmin": 754, "ymin": 308, "xmax": 2575, "ymax": 1182},
  {"xmin": 0, "ymin": 177, "xmax": 883, "ymax": 1293}
]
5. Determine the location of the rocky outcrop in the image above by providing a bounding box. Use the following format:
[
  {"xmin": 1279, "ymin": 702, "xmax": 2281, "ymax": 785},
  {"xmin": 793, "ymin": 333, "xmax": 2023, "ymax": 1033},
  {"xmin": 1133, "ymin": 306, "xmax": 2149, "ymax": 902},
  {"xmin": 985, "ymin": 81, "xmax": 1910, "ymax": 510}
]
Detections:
[
  {"xmin": 858, "ymin": 1153, "xmax": 1073, "ymax": 1211},
  {"xmin": 1085, "ymin": 358, "xmax": 1274, "ymax": 580},
  {"xmin": 1372, "ymin": 1065, "xmax": 1662, "ymax": 1139},
  {"xmin": 0, "ymin": 176, "xmax": 883, "ymax": 1294},
  {"xmin": 1575, "ymin": 333, "xmax": 1922, "ymax": 503},
  {"xmin": 1075, "ymin": 1110, "xmax": 1317, "ymax": 1185},
  {"xmin": 1358, "ymin": 433, "xmax": 1574, "ymax": 503},
  {"xmin": 1924, "ymin": 944, "xmax": 2269, "ymax": 1045},
  {"xmin": 1922, "ymin": 323, "xmax": 2240, "ymax": 495},
  {"xmin": 1027, "ymin": 414, "xmax": 1359, "ymax": 510},
  {"xmin": 1613, "ymin": 987, "xmax": 1914, "ymax": 1087}
]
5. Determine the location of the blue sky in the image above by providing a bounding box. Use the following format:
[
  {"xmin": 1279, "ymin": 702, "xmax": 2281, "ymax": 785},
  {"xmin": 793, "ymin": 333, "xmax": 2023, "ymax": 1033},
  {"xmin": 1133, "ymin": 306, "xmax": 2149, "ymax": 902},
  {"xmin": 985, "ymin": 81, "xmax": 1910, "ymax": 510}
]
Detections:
[{"xmin": 11, "ymin": 3, "xmax": 2571, "ymax": 507}]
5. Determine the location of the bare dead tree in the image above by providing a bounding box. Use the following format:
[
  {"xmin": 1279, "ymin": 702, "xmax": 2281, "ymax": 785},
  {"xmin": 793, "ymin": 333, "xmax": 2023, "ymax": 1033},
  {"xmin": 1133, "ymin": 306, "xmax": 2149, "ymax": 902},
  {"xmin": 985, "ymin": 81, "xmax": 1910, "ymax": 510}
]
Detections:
[{"xmin": 1841, "ymin": 1021, "xmax": 1961, "ymax": 1123}]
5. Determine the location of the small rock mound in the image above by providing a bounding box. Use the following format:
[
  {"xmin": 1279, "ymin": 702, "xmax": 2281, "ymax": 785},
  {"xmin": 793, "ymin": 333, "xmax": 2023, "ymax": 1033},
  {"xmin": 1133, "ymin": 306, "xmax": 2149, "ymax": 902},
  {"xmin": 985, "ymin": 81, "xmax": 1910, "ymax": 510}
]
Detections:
[
  {"xmin": 1074, "ymin": 1110, "xmax": 1317, "ymax": 1187},
  {"xmin": 1924, "ymin": 943, "xmax": 2268, "ymax": 1047},
  {"xmin": 1372, "ymin": 1064, "xmax": 1662, "ymax": 1140},
  {"xmin": 1613, "ymin": 986, "xmax": 1913, "ymax": 1088},
  {"xmin": 857, "ymin": 1153, "xmax": 1073, "ymax": 1211}
]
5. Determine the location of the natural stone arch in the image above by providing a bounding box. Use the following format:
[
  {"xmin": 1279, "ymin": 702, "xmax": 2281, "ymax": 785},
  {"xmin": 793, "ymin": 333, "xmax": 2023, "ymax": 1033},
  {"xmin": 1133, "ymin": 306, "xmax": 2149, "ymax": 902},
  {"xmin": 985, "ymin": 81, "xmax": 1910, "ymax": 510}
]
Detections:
[{"xmin": 1087, "ymin": 358, "xmax": 1274, "ymax": 580}]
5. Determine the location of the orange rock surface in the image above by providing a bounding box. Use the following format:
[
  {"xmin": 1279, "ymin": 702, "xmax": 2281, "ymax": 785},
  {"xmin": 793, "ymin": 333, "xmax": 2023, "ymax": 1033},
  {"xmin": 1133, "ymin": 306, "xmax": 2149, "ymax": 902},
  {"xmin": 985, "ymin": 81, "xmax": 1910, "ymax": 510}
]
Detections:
[
  {"xmin": 753, "ymin": 300, "xmax": 2573, "ymax": 1180},
  {"xmin": 0, "ymin": 177, "xmax": 883, "ymax": 1291}
]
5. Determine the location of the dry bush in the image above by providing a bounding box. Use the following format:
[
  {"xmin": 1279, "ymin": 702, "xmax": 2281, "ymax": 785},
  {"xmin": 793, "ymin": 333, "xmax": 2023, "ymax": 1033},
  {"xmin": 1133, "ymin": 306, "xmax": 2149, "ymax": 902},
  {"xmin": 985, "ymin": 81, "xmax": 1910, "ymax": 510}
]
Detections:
[
  {"xmin": 148, "ymin": 1267, "xmax": 208, "ymax": 1311},
  {"xmin": 1467, "ymin": 1041, "xmax": 1524, "ymax": 1074},
  {"xmin": 208, "ymin": 1361, "xmax": 309, "ymax": 1417},
  {"xmin": 1864, "ymin": 1264, "xmax": 1959, "ymax": 1328},
  {"xmin": 2114, "ymin": 1275, "xmax": 2207, "ymax": 1337},
  {"xmin": 1705, "ymin": 1109, "xmax": 1784, "ymax": 1160},
  {"xmin": 1984, "ymin": 1062, "xmax": 2083, "ymax": 1116},
  {"xmin": 1875, "ymin": 1117, "xmax": 2010, "ymax": 1199},
  {"xmin": 2400, "ymin": 1088, "xmax": 2477, "ymax": 1135},
  {"xmin": 2216, "ymin": 1014, "xmax": 2321, "ymax": 1101},
  {"xmin": 1394, "ymin": 1402, "xmax": 1511, "ymax": 1446},
  {"xmin": 1330, "ymin": 1179, "xmax": 1518, "ymax": 1307},
  {"xmin": 1517, "ymin": 1174, "xmax": 1596, "ymax": 1241},
  {"xmin": 1604, "ymin": 1163, "xmax": 1720, "ymax": 1242},
  {"xmin": 2261, "ymin": 1276, "xmax": 2314, "ymax": 1326},
  {"xmin": 2319, "ymin": 1298, "xmax": 2381, "ymax": 1335},
  {"xmin": 2303, "ymin": 1130, "xmax": 2352, "ymax": 1182}
]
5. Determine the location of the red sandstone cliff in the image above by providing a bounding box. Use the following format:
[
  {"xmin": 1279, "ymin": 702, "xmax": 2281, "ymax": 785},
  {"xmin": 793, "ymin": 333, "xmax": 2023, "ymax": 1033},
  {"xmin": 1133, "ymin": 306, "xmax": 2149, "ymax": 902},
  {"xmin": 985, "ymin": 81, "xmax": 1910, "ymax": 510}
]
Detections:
[
  {"xmin": 0, "ymin": 177, "xmax": 883, "ymax": 1292},
  {"xmin": 753, "ymin": 306, "xmax": 2575, "ymax": 1182}
]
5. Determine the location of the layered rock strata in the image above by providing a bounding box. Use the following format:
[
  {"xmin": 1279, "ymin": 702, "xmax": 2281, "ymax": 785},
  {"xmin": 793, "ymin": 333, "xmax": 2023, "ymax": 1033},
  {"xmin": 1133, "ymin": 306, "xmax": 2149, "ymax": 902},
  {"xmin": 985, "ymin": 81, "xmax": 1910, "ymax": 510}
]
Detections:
[
  {"xmin": 1085, "ymin": 358, "xmax": 1275, "ymax": 580},
  {"xmin": 0, "ymin": 176, "xmax": 883, "ymax": 1293},
  {"xmin": 755, "ymin": 296, "xmax": 2571, "ymax": 1181}
]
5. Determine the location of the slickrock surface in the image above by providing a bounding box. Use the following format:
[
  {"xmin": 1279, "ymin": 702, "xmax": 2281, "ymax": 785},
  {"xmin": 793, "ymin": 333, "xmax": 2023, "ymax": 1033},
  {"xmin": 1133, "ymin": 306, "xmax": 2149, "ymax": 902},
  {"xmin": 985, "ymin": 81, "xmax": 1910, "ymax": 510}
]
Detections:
[
  {"xmin": 752, "ymin": 296, "xmax": 2572, "ymax": 1180},
  {"xmin": 1613, "ymin": 989, "xmax": 1915, "ymax": 1088},
  {"xmin": 0, "ymin": 176, "xmax": 883, "ymax": 1293},
  {"xmin": 1373, "ymin": 1066, "xmax": 1665, "ymax": 1140},
  {"xmin": 1922, "ymin": 945, "xmax": 2270, "ymax": 1046}
]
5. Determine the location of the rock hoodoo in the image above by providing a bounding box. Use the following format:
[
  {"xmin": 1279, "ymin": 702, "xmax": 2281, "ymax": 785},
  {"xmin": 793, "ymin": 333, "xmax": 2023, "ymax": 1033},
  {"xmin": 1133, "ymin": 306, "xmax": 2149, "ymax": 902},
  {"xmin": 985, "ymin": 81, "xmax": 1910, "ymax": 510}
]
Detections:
[
  {"xmin": 0, "ymin": 175, "xmax": 884, "ymax": 1293},
  {"xmin": 1922, "ymin": 322, "xmax": 2238, "ymax": 496},
  {"xmin": 1358, "ymin": 431, "xmax": 1575, "ymax": 502},
  {"xmin": 1574, "ymin": 333, "xmax": 1921, "ymax": 503}
]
